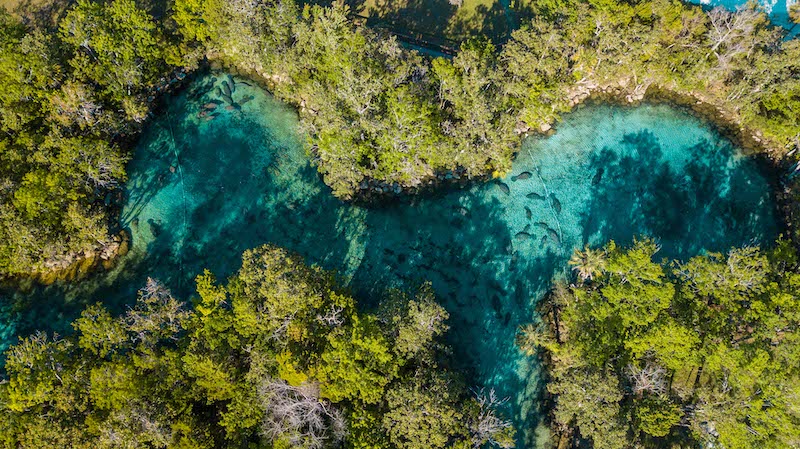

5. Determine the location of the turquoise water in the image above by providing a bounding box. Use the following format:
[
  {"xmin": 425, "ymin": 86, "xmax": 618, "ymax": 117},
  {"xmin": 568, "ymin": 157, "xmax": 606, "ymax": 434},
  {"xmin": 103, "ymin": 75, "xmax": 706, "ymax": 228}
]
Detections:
[
  {"xmin": 0, "ymin": 73, "xmax": 779, "ymax": 447},
  {"xmin": 686, "ymin": 0, "xmax": 798, "ymax": 37}
]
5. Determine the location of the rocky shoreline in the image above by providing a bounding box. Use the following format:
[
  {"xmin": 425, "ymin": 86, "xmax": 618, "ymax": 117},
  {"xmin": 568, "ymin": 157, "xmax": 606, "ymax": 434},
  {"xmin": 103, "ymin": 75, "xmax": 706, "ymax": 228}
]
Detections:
[{"xmin": 22, "ymin": 231, "xmax": 131, "ymax": 286}]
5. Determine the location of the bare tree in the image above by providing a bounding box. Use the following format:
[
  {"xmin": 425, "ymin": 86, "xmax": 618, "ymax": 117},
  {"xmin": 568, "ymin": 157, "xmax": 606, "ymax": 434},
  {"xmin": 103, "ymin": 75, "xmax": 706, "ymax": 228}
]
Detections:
[
  {"xmin": 316, "ymin": 304, "xmax": 345, "ymax": 327},
  {"xmin": 470, "ymin": 388, "xmax": 515, "ymax": 449},
  {"xmin": 706, "ymin": 6, "xmax": 763, "ymax": 72},
  {"xmin": 627, "ymin": 362, "xmax": 668, "ymax": 396},
  {"xmin": 257, "ymin": 378, "xmax": 346, "ymax": 448},
  {"xmin": 126, "ymin": 278, "xmax": 189, "ymax": 345}
]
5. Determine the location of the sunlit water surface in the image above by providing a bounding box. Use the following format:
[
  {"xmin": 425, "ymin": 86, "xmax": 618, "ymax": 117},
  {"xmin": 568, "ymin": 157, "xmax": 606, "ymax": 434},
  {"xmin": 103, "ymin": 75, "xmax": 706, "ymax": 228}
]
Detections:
[{"xmin": 0, "ymin": 73, "xmax": 779, "ymax": 447}]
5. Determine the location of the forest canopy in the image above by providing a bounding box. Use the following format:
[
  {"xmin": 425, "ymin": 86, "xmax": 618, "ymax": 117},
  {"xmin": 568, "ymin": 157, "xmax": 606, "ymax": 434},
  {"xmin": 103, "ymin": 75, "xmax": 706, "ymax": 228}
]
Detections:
[
  {"xmin": 0, "ymin": 245, "xmax": 516, "ymax": 449},
  {"xmin": 519, "ymin": 239, "xmax": 800, "ymax": 448}
]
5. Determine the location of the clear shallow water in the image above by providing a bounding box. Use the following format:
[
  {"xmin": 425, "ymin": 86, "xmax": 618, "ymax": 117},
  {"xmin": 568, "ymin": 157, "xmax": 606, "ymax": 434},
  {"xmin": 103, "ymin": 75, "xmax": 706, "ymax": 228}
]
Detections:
[
  {"xmin": 686, "ymin": 0, "xmax": 798, "ymax": 37},
  {"xmin": 0, "ymin": 73, "xmax": 779, "ymax": 447}
]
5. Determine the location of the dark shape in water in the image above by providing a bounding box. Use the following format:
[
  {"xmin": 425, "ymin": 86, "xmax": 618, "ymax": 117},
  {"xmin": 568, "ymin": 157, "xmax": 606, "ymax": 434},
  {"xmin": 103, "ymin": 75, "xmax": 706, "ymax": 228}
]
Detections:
[
  {"xmin": 239, "ymin": 95, "xmax": 255, "ymax": 105},
  {"xmin": 592, "ymin": 167, "xmax": 604, "ymax": 185},
  {"xmin": 221, "ymin": 93, "xmax": 234, "ymax": 105},
  {"xmin": 515, "ymin": 231, "xmax": 532, "ymax": 241},
  {"xmin": 511, "ymin": 171, "xmax": 532, "ymax": 182},
  {"xmin": 228, "ymin": 74, "xmax": 236, "ymax": 92},
  {"xmin": 147, "ymin": 219, "xmax": 161, "ymax": 237},
  {"xmin": 539, "ymin": 235, "xmax": 548, "ymax": 248},
  {"xmin": 495, "ymin": 181, "xmax": 510, "ymax": 195},
  {"xmin": 222, "ymin": 80, "xmax": 232, "ymax": 97},
  {"xmin": 547, "ymin": 228, "xmax": 561, "ymax": 245},
  {"xmin": 524, "ymin": 206, "xmax": 532, "ymax": 220},
  {"xmin": 549, "ymin": 193, "xmax": 562, "ymax": 214},
  {"xmin": 534, "ymin": 222, "xmax": 549, "ymax": 230},
  {"xmin": 526, "ymin": 192, "xmax": 546, "ymax": 200}
]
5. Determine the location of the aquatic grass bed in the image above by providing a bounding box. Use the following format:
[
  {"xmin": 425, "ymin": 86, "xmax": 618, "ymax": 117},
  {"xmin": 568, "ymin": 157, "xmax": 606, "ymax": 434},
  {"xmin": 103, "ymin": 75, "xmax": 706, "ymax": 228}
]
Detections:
[{"xmin": 0, "ymin": 73, "xmax": 778, "ymax": 447}]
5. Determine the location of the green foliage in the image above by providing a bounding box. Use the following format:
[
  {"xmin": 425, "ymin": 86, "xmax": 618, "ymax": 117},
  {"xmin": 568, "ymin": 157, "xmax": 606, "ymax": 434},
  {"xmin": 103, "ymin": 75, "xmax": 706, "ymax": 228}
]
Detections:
[
  {"xmin": 634, "ymin": 395, "xmax": 682, "ymax": 438},
  {"xmin": 382, "ymin": 371, "xmax": 466, "ymax": 449},
  {"xmin": 1, "ymin": 245, "xmax": 508, "ymax": 448},
  {"xmin": 318, "ymin": 315, "xmax": 398, "ymax": 403},
  {"xmin": 0, "ymin": 0, "xmax": 177, "ymax": 277},
  {"xmin": 525, "ymin": 240, "xmax": 800, "ymax": 448},
  {"xmin": 60, "ymin": 0, "xmax": 166, "ymax": 111}
]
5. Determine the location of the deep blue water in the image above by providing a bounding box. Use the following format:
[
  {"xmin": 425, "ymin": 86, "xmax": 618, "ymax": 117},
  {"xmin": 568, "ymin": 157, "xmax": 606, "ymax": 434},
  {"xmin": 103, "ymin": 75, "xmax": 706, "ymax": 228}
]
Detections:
[{"xmin": 0, "ymin": 73, "xmax": 779, "ymax": 447}]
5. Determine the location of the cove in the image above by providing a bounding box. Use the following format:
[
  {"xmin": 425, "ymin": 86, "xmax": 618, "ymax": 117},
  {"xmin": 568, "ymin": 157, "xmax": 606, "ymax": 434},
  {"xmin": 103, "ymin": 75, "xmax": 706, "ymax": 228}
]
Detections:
[{"xmin": 0, "ymin": 73, "xmax": 779, "ymax": 446}]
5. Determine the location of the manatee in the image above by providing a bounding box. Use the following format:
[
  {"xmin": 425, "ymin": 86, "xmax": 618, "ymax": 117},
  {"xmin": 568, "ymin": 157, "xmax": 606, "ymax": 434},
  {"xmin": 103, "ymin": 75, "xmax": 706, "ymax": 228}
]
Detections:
[
  {"xmin": 239, "ymin": 95, "xmax": 254, "ymax": 105},
  {"xmin": 512, "ymin": 171, "xmax": 532, "ymax": 181},
  {"xmin": 550, "ymin": 193, "xmax": 562, "ymax": 213},
  {"xmin": 204, "ymin": 102, "xmax": 217, "ymax": 110},
  {"xmin": 525, "ymin": 206, "xmax": 532, "ymax": 220},
  {"xmin": 515, "ymin": 231, "xmax": 532, "ymax": 241},
  {"xmin": 495, "ymin": 181, "xmax": 510, "ymax": 195},
  {"xmin": 592, "ymin": 167, "xmax": 605, "ymax": 185},
  {"xmin": 534, "ymin": 222, "xmax": 549, "ymax": 230},
  {"xmin": 227, "ymin": 74, "xmax": 236, "ymax": 92},
  {"xmin": 148, "ymin": 219, "xmax": 161, "ymax": 237},
  {"xmin": 221, "ymin": 93, "xmax": 234, "ymax": 104},
  {"xmin": 547, "ymin": 228, "xmax": 561, "ymax": 245},
  {"xmin": 222, "ymin": 80, "xmax": 232, "ymax": 97},
  {"xmin": 526, "ymin": 192, "xmax": 546, "ymax": 200}
]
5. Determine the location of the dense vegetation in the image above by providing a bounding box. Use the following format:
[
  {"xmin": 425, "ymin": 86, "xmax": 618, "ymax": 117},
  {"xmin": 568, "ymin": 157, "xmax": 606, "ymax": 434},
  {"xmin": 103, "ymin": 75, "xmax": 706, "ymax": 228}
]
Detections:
[
  {"xmin": 0, "ymin": 2, "xmax": 178, "ymax": 276},
  {"xmin": 1, "ymin": 0, "xmax": 798, "ymax": 447},
  {"xmin": 519, "ymin": 240, "xmax": 800, "ymax": 448},
  {"xmin": 0, "ymin": 244, "xmax": 515, "ymax": 448},
  {"xmin": 1, "ymin": 0, "xmax": 798, "ymax": 276},
  {"xmin": 177, "ymin": 0, "xmax": 800, "ymax": 195}
]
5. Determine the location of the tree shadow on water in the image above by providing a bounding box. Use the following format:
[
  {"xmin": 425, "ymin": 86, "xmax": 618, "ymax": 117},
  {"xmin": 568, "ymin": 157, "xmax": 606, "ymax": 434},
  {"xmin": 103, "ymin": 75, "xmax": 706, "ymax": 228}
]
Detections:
[
  {"xmin": 582, "ymin": 130, "xmax": 777, "ymax": 260},
  {"xmin": 336, "ymin": 185, "xmax": 562, "ymax": 446}
]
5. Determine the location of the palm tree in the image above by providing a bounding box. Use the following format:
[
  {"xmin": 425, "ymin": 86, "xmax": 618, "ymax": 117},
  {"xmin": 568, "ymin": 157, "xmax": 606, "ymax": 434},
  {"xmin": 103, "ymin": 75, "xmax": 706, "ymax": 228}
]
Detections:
[{"xmin": 568, "ymin": 245, "xmax": 606, "ymax": 282}]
